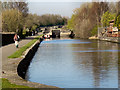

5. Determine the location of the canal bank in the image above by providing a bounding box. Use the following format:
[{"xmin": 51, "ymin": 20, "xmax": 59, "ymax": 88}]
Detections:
[
  {"xmin": 99, "ymin": 37, "xmax": 120, "ymax": 43},
  {"xmin": 89, "ymin": 36, "xmax": 120, "ymax": 44},
  {"xmin": 2, "ymin": 33, "xmax": 59, "ymax": 88},
  {"xmin": 97, "ymin": 27, "xmax": 120, "ymax": 43}
]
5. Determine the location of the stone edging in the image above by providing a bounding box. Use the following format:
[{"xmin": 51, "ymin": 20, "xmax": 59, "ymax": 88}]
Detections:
[
  {"xmin": 99, "ymin": 37, "xmax": 120, "ymax": 43},
  {"xmin": 17, "ymin": 40, "xmax": 40, "ymax": 79},
  {"xmin": 16, "ymin": 38, "xmax": 59, "ymax": 88}
]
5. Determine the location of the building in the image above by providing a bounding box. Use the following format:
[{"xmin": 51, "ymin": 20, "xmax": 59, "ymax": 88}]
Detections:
[{"xmin": 107, "ymin": 20, "xmax": 120, "ymax": 37}]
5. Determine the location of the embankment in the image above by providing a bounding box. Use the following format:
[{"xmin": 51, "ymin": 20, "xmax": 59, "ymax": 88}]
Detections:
[
  {"xmin": 2, "ymin": 38, "xmax": 59, "ymax": 88},
  {"xmin": 89, "ymin": 35, "xmax": 120, "ymax": 44},
  {"xmin": 17, "ymin": 41, "xmax": 40, "ymax": 79},
  {"xmin": 99, "ymin": 37, "xmax": 120, "ymax": 43},
  {"xmin": 16, "ymin": 38, "xmax": 59, "ymax": 88}
]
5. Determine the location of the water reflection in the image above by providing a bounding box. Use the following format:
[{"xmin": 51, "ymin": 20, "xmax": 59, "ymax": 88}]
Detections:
[
  {"xmin": 70, "ymin": 40, "xmax": 118, "ymax": 88},
  {"xmin": 26, "ymin": 39, "xmax": 119, "ymax": 88}
]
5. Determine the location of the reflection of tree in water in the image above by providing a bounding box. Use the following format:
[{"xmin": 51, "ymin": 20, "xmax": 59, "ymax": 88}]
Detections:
[
  {"xmin": 71, "ymin": 40, "xmax": 118, "ymax": 87},
  {"xmin": 92, "ymin": 41, "xmax": 118, "ymax": 87}
]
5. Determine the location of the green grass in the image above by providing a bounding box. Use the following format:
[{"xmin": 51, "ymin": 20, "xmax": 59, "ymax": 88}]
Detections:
[
  {"xmin": 8, "ymin": 35, "xmax": 43, "ymax": 58},
  {"xmin": 1, "ymin": 78, "xmax": 30, "ymax": 88}
]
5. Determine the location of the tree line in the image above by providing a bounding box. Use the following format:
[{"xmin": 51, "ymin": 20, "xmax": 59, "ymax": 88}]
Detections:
[
  {"xmin": 1, "ymin": 1, "xmax": 67, "ymax": 36},
  {"xmin": 67, "ymin": 1, "xmax": 120, "ymax": 38},
  {"xmin": 25, "ymin": 14, "xmax": 67, "ymax": 28}
]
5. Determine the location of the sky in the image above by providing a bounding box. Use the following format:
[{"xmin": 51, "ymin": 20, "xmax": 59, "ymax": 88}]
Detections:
[
  {"xmin": 27, "ymin": 0, "xmax": 92, "ymax": 2},
  {"xmin": 27, "ymin": 0, "xmax": 119, "ymax": 2},
  {"xmin": 27, "ymin": 0, "xmax": 119, "ymax": 18},
  {"xmin": 28, "ymin": 2, "xmax": 83, "ymax": 18}
]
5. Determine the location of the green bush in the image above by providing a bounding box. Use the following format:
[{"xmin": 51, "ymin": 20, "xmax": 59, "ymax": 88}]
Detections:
[
  {"xmin": 91, "ymin": 26, "xmax": 98, "ymax": 36},
  {"xmin": 101, "ymin": 11, "xmax": 116, "ymax": 27},
  {"xmin": 116, "ymin": 15, "xmax": 120, "ymax": 30},
  {"xmin": 23, "ymin": 29, "xmax": 27, "ymax": 35}
]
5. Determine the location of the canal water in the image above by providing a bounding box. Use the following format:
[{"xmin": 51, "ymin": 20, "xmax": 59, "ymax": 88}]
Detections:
[{"xmin": 26, "ymin": 38, "xmax": 119, "ymax": 88}]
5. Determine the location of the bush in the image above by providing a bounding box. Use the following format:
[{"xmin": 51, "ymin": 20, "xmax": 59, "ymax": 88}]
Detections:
[
  {"xmin": 116, "ymin": 15, "xmax": 120, "ymax": 30},
  {"xmin": 23, "ymin": 29, "xmax": 27, "ymax": 35},
  {"xmin": 91, "ymin": 26, "xmax": 98, "ymax": 36}
]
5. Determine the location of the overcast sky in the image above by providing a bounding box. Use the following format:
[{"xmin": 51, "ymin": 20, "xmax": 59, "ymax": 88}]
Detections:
[
  {"xmin": 27, "ymin": 0, "xmax": 118, "ymax": 18},
  {"xmin": 27, "ymin": 0, "xmax": 91, "ymax": 18},
  {"xmin": 28, "ymin": 2, "xmax": 83, "ymax": 18},
  {"xmin": 27, "ymin": 0, "xmax": 92, "ymax": 2}
]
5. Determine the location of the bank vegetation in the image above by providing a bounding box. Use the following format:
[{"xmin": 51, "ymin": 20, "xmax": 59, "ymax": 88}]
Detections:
[{"xmin": 67, "ymin": 1, "xmax": 120, "ymax": 38}]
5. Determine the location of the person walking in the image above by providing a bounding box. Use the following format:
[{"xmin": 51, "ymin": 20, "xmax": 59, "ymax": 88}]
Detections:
[{"xmin": 14, "ymin": 34, "xmax": 20, "ymax": 48}]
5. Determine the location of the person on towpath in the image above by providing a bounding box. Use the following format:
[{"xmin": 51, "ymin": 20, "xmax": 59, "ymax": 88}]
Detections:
[{"xmin": 14, "ymin": 34, "xmax": 20, "ymax": 48}]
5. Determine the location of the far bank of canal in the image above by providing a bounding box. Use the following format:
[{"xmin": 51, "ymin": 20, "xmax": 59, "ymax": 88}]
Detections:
[{"xmin": 26, "ymin": 38, "xmax": 120, "ymax": 88}]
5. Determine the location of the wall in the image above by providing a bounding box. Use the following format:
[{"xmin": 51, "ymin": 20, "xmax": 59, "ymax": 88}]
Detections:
[
  {"xmin": 2, "ymin": 34, "xmax": 15, "ymax": 46},
  {"xmin": 17, "ymin": 38, "xmax": 43, "ymax": 79},
  {"xmin": 99, "ymin": 37, "xmax": 120, "ymax": 43}
]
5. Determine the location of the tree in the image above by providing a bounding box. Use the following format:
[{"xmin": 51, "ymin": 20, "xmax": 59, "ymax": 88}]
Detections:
[
  {"xmin": 67, "ymin": 14, "xmax": 75, "ymax": 30},
  {"xmin": 91, "ymin": 2, "xmax": 109, "ymax": 26},
  {"xmin": 114, "ymin": 1, "xmax": 120, "ymax": 25},
  {"xmin": 101, "ymin": 11, "xmax": 116, "ymax": 27},
  {"xmin": 38, "ymin": 14, "xmax": 67, "ymax": 27},
  {"xmin": 0, "ymin": 13, "xmax": 1, "ymax": 32},
  {"xmin": 2, "ymin": 9, "xmax": 23, "ymax": 32},
  {"xmin": 116, "ymin": 15, "xmax": 120, "ymax": 30},
  {"xmin": 108, "ymin": 2, "xmax": 117, "ymax": 14},
  {"xmin": 1, "ymin": 1, "xmax": 28, "ymax": 35},
  {"xmin": 2, "ymin": 1, "xmax": 28, "ymax": 17},
  {"xmin": 2, "ymin": 1, "xmax": 67, "ymax": 33},
  {"xmin": 66, "ymin": 2, "xmax": 109, "ymax": 38},
  {"xmin": 0, "ymin": 1, "xmax": 2, "ymax": 13},
  {"xmin": 25, "ymin": 14, "xmax": 38, "ymax": 29},
  {"xmin": 116, "ymin": 1, "xmax": 120, "ymax": 16},
  {"xmin": 0, "ymin": 1, "xmax": 2, "ymax": 32},
  {"xmin": 25, "ymin": 13, "xmax": 67, "ymax": 29}
]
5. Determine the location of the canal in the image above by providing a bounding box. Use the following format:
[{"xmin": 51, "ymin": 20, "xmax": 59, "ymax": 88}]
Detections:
[{"xmin": 26, "ymin": 38, "xmax": 119, "ymax": 88}]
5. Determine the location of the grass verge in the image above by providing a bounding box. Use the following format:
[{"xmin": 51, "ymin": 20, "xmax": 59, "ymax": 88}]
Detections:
[
  {"xmin": 8, "ymin": 35, "xmax": 43, "ymax": 58},
  {"xmin": 2, "ymin": 78, "xmax": 31, "ymax": 88}
]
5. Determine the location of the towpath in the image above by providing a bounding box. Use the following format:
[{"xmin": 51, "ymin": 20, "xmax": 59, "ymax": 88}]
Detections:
[
  {"xmin": 1, "ymin": 33, "xmax": 57, "ymax": 88},
  {"xmin": 2, "ymin": 33, "xmax": 42, "ymax": 66}
]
